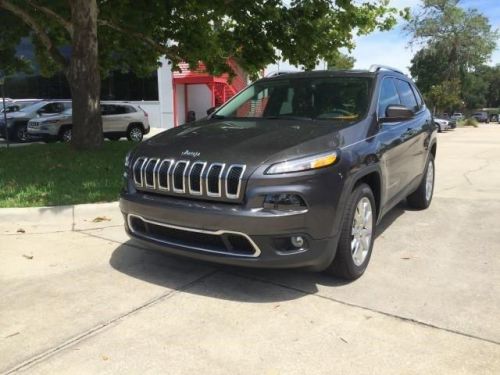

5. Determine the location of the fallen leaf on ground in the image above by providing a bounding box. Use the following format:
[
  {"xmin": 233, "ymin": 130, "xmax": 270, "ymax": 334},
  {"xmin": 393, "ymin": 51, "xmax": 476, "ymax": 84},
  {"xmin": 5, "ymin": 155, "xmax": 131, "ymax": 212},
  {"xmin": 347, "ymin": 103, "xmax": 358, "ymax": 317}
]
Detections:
[
  {"xmin": 22, "ymin": 254, "xmax": 33, "ymax": 260},
  {"xmin": 340, "ymin": 337, "xmax": 348, "ymax": 344},
  {"xmin": 92, "ymin": 216, "xmax": 111, "ymax": 223},
  {"xmin": 401, "ymin": 256, "xmax": 412, "ymax": 260},
  {"xmin": 17, "ymin": 228, "xmax": 26, "ymax": 233},
  {"xmin": 5, "ymin": 332, "xmax": 20, "ymax": 339},
  {"xmin": 101, "ymin": 355, "xmax": 109, "ymax": 361}
]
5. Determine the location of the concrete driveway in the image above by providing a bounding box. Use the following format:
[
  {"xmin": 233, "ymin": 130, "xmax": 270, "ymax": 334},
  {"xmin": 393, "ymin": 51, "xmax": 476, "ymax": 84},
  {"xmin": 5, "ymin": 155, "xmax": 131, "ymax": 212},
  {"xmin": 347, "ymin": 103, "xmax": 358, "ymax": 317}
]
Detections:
[{"xmin": 1, "ymin": 126, "xmax": 499, "ymax": 374}]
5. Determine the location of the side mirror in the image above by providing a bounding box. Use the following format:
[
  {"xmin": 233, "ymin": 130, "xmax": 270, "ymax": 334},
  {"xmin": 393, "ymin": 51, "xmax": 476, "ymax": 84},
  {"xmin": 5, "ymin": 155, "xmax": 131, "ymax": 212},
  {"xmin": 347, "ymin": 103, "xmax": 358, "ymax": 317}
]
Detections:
[
  {"xmin": 380, "ymin": 105, "xmax": 414, "ymax": 123},
  {"xmin": 206, "ymin": 106, "xmax": 217, "ymax": 116}
]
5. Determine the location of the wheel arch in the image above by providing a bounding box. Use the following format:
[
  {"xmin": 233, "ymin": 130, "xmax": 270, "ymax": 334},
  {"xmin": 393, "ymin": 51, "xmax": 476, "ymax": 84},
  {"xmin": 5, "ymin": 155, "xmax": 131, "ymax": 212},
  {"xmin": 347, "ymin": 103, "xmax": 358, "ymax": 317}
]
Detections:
[
  {"xmin": 127, "ymin": 122, "xmax": 145, "ymax": 133},
  {"xmin": 352, "ymin": 169, "xmax": 382, "ymax": 221},
  {"xmin": 58, "ymin": 124, "xmax": 73, "ymax": 136}
]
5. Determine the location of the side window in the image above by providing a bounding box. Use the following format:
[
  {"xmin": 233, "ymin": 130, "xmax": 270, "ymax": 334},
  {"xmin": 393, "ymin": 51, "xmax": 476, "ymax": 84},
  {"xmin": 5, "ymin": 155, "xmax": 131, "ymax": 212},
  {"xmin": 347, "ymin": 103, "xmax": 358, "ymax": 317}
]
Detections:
[
  {"xmin": 378, "ymin": 78, "xmax": 400, "ymax": 117},
  {"xmin": 412, "ymin": 85, "xmax": 425, "ymax": 109},
  {"xmin": 101, "ymin": 105, "xmax": 111, "ymax": 116},
  {"xmin": 113, "ymin": 105, "xmax": 128, "ymax": 115},
  {"xmin": 395, "ymin": 79, "xmax": 418, "ymax": 112},
  {"xmin": 124, "ymin": 105, "xmax": 137, "ymax": 113}
]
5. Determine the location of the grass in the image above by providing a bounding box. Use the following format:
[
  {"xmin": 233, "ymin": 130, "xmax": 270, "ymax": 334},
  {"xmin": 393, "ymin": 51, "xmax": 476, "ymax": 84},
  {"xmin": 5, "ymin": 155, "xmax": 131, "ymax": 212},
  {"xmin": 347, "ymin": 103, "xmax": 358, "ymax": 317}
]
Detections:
[{"xmin": 0, "ymin": 142, "xmax": 135, "ymax": 208}]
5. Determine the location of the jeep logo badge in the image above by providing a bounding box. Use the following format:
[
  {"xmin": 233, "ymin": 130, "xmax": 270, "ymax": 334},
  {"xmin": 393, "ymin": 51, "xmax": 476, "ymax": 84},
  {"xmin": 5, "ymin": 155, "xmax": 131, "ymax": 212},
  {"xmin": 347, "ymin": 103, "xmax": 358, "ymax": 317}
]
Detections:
[{"xmin": 181, "ymin": 150, "xmax": 201, "ymax": 158}]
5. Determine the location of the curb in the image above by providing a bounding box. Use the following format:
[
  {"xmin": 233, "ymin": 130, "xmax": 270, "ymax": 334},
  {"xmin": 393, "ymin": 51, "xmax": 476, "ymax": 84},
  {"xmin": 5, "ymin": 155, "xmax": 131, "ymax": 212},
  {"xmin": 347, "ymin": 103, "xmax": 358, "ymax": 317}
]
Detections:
[{"xmin": 0, "ymin": 201, "xmax": 122, "ymax": 234}]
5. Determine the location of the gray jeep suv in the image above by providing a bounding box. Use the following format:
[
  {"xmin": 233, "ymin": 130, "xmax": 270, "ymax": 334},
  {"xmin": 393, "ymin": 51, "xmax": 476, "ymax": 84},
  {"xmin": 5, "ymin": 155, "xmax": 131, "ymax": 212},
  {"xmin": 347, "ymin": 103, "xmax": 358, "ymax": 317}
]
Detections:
[{"xmin": 120, "ymin": 66, "xmax": 436, "ymax": 280}]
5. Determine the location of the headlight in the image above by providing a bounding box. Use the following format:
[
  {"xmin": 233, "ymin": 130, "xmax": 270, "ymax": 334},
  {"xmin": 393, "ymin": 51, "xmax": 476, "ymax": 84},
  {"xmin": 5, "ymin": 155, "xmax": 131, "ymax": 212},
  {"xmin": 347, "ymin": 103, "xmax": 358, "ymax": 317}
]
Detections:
[
  {"xmin": 266, "ymin": 151, "xmax": 338, "ymax": 175},
  {"xmin": 43, "ymin": 120, "xmax": 59, "ymax": 125}
]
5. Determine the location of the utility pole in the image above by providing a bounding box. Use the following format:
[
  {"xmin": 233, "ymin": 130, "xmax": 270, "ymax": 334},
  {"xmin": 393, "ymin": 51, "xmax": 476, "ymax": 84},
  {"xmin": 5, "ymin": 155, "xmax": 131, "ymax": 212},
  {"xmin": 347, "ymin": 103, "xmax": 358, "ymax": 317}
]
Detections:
[{"xmin": 0, "ymin": 72, "xmax": 9, "ymax": 149}]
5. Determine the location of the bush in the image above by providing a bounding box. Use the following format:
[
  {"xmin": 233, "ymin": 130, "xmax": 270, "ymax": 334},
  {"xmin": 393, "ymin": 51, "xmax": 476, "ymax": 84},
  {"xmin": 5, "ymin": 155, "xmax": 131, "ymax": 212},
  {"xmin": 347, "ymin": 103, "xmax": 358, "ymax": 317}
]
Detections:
[{"xmin": 458, "ymin": 118, "xmax": 479, "ymax": 128}]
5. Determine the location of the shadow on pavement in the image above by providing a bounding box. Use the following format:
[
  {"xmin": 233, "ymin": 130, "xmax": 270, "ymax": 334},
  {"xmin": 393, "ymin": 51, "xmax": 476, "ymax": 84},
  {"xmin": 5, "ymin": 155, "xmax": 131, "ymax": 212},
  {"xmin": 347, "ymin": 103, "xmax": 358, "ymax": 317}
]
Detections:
[{"xmin": 109, "ymin": 202, "xmax": 407, "ymax": 303}]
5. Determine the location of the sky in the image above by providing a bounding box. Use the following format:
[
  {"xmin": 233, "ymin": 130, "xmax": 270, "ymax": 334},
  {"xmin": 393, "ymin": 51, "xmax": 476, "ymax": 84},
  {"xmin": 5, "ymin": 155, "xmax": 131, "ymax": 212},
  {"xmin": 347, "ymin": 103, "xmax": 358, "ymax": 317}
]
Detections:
[{"xmin": 267, "ymin": 0, "xmax": 500, "ymax": 75}]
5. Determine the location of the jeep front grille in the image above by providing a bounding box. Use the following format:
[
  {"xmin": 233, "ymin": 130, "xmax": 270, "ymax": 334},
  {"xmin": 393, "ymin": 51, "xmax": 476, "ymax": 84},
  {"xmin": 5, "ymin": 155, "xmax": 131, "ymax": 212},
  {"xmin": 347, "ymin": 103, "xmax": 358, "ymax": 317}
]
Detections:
[{"xmin": 132, "ymin": 157, "xmax": 246, "ymax": 201}]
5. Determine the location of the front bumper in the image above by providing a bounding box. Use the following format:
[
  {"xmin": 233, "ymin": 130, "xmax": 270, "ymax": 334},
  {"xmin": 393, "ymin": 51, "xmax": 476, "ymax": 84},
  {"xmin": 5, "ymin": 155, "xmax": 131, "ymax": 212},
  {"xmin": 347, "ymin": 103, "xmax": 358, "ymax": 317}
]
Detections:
[{"xmin": 120, "ymin": 192, "xmax": 341, "ymax": 270}]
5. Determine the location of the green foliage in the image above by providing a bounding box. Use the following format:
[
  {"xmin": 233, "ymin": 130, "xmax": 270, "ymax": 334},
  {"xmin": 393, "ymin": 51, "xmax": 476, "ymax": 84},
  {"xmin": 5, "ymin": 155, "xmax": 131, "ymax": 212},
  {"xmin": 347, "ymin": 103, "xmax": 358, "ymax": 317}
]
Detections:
[
  {"xmin": 458, "ymin": 117, "xmax": 478, "ymax": 127},
  {"xmin": 425, "ymin": 79, "xmax": 462, "ymax": 112},
  {"xmin": 326, "ymin": 51, "xmax": 356, "ymax": 70},
  {"xmin": 0, "ymin": 0, "xmax": 402, "ymax": 79},
  {"xmin": 0, "ymin": 142, "xmax": 134, "ymax": 207}
]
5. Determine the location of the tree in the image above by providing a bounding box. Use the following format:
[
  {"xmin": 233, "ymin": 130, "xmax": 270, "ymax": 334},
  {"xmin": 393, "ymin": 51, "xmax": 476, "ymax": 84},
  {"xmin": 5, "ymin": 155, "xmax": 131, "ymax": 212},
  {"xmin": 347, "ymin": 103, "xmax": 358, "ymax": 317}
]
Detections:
[
  {"xmin": 407, "ymin": 0, "xmax": 498, "ymax": 111},
  {"xmin": 425, "ymin": 79, "xmax": 462, "ymax": 113},
  {"xmin": 0, "ymin": 0, "xmax": 403, "ymax": 150},
  {"xmin": 326, "ymin": 52, "xmax": 356, "ymax": 70},
  {"xmin": 406, "ymin": 0, "xmax": 498, "ymax": 84}
]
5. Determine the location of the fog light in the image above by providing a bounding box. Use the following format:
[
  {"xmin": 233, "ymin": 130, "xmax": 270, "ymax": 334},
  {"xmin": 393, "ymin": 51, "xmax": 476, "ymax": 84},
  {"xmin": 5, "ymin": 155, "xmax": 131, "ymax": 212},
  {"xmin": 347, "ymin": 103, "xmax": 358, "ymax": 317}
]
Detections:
[
  {"xmin": 263, "ymin": 193, "xmax": 306, "ymax": 210},
  {"xmin": 291, "ymin": 236, "xmax": 304, "ymax": 249}
]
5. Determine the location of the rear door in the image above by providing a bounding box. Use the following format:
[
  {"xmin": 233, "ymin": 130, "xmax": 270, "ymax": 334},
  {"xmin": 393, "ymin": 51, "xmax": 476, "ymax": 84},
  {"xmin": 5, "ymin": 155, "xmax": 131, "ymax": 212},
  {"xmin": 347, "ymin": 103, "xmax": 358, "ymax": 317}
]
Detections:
[
  {"xmin": 102, "ymin": 104, "xmax": 132, "ymax": 132},
  {"xmin": 376, "ymin": 77, "xmax": 410, "ymax": 204},
  {"xmin": 395, "ymin": 79, "xmax": 430, "ymax": 182}
]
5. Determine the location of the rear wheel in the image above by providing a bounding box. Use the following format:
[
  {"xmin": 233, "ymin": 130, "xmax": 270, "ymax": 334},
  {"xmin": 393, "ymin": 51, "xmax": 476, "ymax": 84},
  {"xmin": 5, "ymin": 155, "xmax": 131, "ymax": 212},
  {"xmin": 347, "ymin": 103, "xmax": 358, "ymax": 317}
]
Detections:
[
  {"xmin": 324, "ymin": 183, "xmax": 376, "ymax": 280},
  {"xmin": 127, "ymin": 124, "xmax": 143, "ymax": 142},
  {"xmin": 407, "ymin": 154, "xmax": 435, "ymax": 210}
]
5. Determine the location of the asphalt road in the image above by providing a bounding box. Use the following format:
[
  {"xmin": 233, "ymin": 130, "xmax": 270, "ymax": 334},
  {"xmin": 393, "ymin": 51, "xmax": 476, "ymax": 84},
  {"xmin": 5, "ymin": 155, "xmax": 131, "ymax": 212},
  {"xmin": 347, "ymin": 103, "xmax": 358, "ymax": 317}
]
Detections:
[{"xmin": 1, "ymin": 125, "xmax": 499, "ymax": 374}]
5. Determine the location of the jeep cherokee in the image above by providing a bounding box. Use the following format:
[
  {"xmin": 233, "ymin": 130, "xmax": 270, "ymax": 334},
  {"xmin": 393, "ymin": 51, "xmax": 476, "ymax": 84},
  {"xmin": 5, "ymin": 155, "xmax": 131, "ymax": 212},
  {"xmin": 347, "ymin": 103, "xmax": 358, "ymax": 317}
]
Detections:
[{"xmin": 120, "ymin": 66, "xmax": 436, "ymax": 280}]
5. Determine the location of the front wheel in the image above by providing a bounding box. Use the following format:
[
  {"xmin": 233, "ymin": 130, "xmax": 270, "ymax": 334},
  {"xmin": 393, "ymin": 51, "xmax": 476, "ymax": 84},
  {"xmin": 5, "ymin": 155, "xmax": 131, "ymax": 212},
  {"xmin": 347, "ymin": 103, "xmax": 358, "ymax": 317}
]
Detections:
[
  {"xmin": 60, "ymin": 128, "xmax": 72, "ymax": 143},
  {"xmin": 324, "ymin": 183, "xmax": 376, "ymax": 280},
  {"xmin": 435, "ymin": 123, "xmax": 442, "ymax": 133},
  {"xmin": 407, "ymin": 154, "xmax": 435, "ymax": 210},
  {"xmin": 14, "ymin": 124, "xmax": 29, "ymax": 143}
]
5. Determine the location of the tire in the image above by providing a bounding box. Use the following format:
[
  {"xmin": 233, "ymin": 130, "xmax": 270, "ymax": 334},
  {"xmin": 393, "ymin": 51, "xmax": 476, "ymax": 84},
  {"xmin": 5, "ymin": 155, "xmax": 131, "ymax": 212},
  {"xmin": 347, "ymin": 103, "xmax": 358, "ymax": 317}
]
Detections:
[
  {"xmin": 324, "ymin": 183, "xmax": 376, "ymax": 280},
  {"xmin": 60, "ymin": 127, "xmax": 72, "ymax": 143},
  {"xmin": 435, "ymin": 123, "xmax": 442, "ymax": 133},
  {"xmin": 127, "ymin": 124, "xmax": 143, "ymax": 142},
  {"xmin": 107, "ymin": 135, "xmax": 121, "ymax": 141},
  {"xmin": 14, "ymin": 124, "xmax": 29, "ymax": 143},
  {"xmin": 407, "ymin": 154, "xmax": 435, "ymax": 210}
]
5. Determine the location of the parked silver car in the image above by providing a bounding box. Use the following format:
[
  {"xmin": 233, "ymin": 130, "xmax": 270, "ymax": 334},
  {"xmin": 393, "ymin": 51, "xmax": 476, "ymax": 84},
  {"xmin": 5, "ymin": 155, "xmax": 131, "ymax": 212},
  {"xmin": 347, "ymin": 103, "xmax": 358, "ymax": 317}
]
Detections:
[
  {"xmin": 0, "ymin": 100, "xmax": 71, "ymax": 142},
  {"xmin": 28, "ymin": 102, "xmax": 150, "ymax": 142},
  {"xmin": 434, "ymin": 118, "xmax": 449, "ymax": 132}
]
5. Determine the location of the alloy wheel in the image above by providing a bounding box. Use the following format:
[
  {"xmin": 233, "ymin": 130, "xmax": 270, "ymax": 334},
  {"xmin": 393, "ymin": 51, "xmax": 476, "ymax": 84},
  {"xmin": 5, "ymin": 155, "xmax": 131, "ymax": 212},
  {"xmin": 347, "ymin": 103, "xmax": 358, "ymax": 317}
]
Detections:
[
  {"xmin": 129, "ymin": 127, "xmax": 143, "ymax": 142},
  {"xmin": 351, "ymin": 197, "xmax": 373, "ymax": 266}
]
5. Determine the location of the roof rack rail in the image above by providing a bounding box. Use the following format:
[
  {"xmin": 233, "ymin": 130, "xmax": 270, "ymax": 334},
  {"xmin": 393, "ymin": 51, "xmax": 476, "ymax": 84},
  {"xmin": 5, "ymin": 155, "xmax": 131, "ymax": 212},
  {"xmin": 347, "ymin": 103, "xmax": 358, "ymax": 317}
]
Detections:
[
  {"xmin": 265, "ymin": 71, "xmax": 295, "ymax": 78},
  {"xmin": 369, "ymin": 65, "xmax": 405, "ymax": 75}
]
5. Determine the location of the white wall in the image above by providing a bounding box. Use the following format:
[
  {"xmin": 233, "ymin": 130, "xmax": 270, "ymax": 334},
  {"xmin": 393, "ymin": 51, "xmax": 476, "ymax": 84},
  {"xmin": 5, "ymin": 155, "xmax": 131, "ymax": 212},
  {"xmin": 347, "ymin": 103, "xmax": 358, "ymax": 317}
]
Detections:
[
  {"xmin": 129, "ymin": 101, "xmax": 161, "ymax": 128},
  {"xmin": 175, "ymin": 84, "xmax": 186, "ymax": 125},
  {"xmin": 186, "ymin": 84, "xmax": 212, "ymax": 122},
  {"xmin": 157, "ymin": 57, "xmax": 175, "ymax": 128}
]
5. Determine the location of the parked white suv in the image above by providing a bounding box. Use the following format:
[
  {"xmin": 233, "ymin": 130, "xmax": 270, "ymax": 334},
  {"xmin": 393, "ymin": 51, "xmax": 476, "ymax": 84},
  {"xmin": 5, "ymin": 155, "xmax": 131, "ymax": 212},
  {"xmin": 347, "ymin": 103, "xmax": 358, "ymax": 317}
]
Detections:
[{"xmin": 28, "ymin": 102, "xmax": 150, "ymax": 142}]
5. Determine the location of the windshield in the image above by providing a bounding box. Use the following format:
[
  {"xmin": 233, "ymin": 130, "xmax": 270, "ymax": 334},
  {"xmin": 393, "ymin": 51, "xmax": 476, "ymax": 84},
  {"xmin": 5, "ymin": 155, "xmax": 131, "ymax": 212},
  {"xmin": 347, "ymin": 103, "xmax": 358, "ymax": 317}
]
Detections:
[
  {"xmin": 18, "ymin": 101, "xmax": 47, "ymax": 114},
  {"xmin": 215, "ymin": 76, "xmax": 372, "ymax": 121}
]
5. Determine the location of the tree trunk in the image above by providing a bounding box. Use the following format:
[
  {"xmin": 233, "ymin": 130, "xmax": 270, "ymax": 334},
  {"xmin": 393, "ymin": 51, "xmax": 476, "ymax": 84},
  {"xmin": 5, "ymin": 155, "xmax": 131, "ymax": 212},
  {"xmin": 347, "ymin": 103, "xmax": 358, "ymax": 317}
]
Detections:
[{"xmin": 66, "ymin": 0, "xmax": 103, "ymax": 150}]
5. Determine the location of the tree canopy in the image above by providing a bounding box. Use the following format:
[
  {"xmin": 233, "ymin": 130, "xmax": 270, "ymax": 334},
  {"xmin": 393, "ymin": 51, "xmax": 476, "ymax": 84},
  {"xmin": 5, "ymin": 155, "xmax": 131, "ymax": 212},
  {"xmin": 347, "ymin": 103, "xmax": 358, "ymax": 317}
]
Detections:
[{"xmin": 1, "ymin": 0, "xmax": 404, "ymax": 78}]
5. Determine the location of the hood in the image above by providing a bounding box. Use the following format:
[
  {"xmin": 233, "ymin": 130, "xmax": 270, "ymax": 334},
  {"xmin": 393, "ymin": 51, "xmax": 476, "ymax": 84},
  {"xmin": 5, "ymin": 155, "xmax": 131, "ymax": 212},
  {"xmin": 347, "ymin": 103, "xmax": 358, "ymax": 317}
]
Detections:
[
  {"xmin": 137, "ymin": 118, "xmax": 343, "ymax": 168},
  {"xmin": 33, "ymin": 113, "xmax": 70, "ymax": 122},
  {"xmin": 6, "ymin": 111, "xmax": 29, "ymax": 119}
]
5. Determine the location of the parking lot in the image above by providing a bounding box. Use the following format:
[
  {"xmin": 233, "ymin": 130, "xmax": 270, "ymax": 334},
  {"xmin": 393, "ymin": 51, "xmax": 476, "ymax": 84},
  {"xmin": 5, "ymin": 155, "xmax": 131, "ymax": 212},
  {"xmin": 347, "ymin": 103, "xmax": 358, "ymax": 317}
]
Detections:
[{"xmin": 1, "ymin": 126, "xmax": 499, "ymax": 374}]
